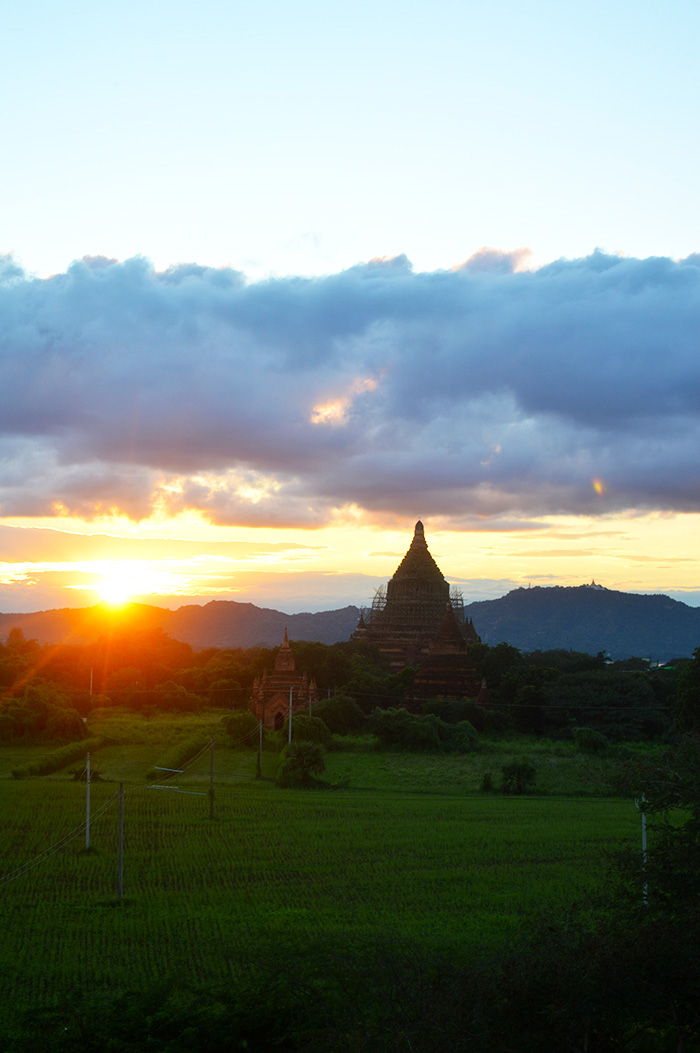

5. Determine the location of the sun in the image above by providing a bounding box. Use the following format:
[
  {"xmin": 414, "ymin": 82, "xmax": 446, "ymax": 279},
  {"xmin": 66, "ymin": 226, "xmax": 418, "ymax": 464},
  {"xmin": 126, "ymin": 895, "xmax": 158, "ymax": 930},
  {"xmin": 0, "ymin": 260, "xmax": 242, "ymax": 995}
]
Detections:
[
  {"xmin": 92, "ymin": 561, "xmax": 180, "ymax": 606},
  {"xmin": 97, "ymin": 577, "xmax": 135, "ymax": 607}
]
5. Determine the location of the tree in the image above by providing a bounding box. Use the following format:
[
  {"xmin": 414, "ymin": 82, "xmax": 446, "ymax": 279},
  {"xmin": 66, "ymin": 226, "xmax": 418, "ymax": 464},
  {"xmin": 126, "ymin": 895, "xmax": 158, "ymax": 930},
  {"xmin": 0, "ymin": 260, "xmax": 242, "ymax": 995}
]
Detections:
[
  {"xmin": 674, "ymin": 645, "xmax": 700, "ymax": 731},
  {"xmin": 221, "ymin": 710, "xmax": 259, "ymax": 748},
  {"xmin": 313, "ymin": 692, "xmax": 366, "ymax": 734},
  {"xmin": 276, "ymin": 741, "xmax": 326, "ymax": 788}
]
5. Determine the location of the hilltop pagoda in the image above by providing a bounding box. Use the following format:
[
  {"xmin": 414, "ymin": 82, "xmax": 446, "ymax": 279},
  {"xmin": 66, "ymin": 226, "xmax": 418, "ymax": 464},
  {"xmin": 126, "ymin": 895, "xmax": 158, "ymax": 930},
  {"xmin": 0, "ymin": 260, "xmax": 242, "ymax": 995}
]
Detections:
[
  {"xmin": 250, "ymin": 629, "xmax": 318, "ymax": 730},
  {"xmin": 354, "ymin": 520, "xmax": 480, "ymax": 671}
]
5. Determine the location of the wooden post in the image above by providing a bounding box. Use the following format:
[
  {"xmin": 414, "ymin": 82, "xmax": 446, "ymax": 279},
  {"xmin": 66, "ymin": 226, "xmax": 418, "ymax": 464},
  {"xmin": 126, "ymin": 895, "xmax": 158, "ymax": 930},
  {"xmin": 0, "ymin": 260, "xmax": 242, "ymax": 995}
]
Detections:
[
  {"xmin": 85, "ymin": 752, "xmax": 91, "ymax": 850},
  {"xmin": 641, "ymin": 794, "xmax": 648, "ymax": 907},
  {"xmin": 118, "ymin": 781, "xmax": 124, "ymax": 900},
  {"xmin": 288, "ymin": 685, "xmax": 294, "ymax": 744},
  {"xmin": 209, "ymin": 737, "xmax": 214, "ymax": 819}
]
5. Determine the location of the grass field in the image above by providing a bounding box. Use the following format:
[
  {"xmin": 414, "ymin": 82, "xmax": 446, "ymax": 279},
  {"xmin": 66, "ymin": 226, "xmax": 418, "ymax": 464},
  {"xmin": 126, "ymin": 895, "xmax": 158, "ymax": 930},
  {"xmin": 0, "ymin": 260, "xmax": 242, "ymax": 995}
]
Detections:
[{"xmin": 0, "ymin": 712, "xmax": 647, "ymax": 1031}]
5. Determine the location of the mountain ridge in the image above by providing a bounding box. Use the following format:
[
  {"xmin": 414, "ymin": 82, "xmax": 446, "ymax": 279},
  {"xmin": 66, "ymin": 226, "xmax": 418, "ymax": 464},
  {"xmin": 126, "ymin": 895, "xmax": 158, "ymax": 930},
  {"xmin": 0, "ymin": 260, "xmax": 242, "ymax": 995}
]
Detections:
[
  {"xmin": 463, "ymin": 584, "xmax": 700, "ymax": 661},
  {"xmin": 0, "ymin": 585, "xmax": 698, "ymax": 661}
]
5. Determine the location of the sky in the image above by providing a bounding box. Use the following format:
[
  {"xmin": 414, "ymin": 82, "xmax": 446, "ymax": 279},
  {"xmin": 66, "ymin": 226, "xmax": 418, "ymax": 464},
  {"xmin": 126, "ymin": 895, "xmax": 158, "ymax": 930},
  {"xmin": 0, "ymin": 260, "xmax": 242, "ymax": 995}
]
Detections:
[{"xmin": 1, "ymin": 0, "xmax": 699, "ymax": 615}]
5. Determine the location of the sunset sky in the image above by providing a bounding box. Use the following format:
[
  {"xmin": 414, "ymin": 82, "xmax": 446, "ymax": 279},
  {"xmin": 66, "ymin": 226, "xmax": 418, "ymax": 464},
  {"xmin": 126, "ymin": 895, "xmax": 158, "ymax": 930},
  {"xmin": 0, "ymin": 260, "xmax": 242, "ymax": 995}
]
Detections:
[{"xmin": 1, "ymin": 0, "xmax": 699, "ymax": 614}]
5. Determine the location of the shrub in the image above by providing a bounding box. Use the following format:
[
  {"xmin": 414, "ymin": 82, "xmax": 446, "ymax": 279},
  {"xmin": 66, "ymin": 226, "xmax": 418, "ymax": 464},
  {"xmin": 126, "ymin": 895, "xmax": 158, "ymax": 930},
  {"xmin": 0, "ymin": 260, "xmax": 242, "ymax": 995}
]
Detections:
[
  {"xmin": 501, "ymin": 760, "xmax": 536, "ymax": 794},
  {"xmin": 145, "ymin": 734, "xmax": 210, "ymax": 780},
  {"xmin": 448, "ymin": 720, "xmax": 478, "ymax": 752},
  {"xmin": 221, "ymin": 710, "xmax": 259, "ymax": 748},
  {"xmin": 281, "ymin": 713, "xmax": 332, "ymax": 749},
  {"xmin": 572, "ymin": 726, "xmax": 609, "ymax": 754},
  {"xmin": 0, "ymin": 682, "xmax": 87, "ymax": 743},
  {"xmin": 276, "ymin": 741, "xmax": 327, "ymax": 788},
  {"xmin": 403, "ymin": 713, "xmax": 443, "ymax": 751},
  {"xmin": 208, "ymin": 679, "xmax": 244, "ymax": 707},
  {"xmin": 423, "ymin": 698, "xmax": 496, "ymax": 732},
  {"xmin": 152, "ymin": 681, "xmax": 203, "ymax": 712},
  {"xmin": 370, "ymin": 707, "xmax": 477, "ymax": 753},
  {"xmin": 313, "ymin": 693, "xmax": 367, "ymax": 734},
  {"xmin": 11, "ymin": 737, "xmax": 103, "ymax": 779},
  {"xmin": 69, "ymin": 766, "xmax": 104, "ymax": 781}
]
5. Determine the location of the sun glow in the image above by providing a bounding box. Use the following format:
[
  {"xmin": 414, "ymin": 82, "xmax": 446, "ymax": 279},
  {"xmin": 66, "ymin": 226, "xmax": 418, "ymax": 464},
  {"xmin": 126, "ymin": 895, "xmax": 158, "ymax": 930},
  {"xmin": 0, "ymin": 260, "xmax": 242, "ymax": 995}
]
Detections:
[
  {"xmin": 92, "ymin": 561, "xmax": 187, "ymax": 606},
  {"xmin": 98, "ymin": 577, "xmax": 134, "ymax": 606}
]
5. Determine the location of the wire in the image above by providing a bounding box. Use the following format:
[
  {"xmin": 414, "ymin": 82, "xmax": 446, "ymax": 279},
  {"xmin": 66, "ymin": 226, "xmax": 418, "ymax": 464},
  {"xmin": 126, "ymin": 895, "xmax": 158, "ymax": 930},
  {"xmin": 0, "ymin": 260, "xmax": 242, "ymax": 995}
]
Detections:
[{"xmin": 0, "ymin": 791, "xmax": 120, "ymax": 889}]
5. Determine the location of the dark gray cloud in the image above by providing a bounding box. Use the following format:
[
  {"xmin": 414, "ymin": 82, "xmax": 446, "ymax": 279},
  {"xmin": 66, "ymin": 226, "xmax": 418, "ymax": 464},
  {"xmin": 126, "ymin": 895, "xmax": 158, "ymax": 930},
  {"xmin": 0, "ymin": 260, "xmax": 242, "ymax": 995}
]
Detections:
[{"xmin": 1, "ymin": 248, "xmax": 699, "ymax": 525}]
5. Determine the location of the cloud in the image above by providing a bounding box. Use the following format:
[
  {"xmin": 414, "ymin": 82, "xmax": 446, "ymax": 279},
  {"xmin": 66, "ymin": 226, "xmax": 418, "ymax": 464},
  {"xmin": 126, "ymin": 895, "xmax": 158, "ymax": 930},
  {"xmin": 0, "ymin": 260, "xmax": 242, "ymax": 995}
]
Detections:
[{"xmin": 1, "ymin": 249, "xmax": 700, "ymax": 526}]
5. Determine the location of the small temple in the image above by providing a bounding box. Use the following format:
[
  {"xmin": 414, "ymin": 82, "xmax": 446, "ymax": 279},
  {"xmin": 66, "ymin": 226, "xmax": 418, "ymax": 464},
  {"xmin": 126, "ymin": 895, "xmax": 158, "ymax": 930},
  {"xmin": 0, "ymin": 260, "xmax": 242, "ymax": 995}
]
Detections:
[
  {"xmin": 354, "ymin": 520, "xmax": 480, "ymax": 673},
  {"xmin": 250, "ymin": 629, "xmax": 318, "ymax": 730}
]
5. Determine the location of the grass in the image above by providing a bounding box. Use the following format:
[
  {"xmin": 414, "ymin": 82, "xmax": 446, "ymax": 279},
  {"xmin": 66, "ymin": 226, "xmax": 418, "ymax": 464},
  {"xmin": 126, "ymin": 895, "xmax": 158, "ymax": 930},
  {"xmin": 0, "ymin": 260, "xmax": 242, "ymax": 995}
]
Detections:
[
  {"xmin": 0, "ymin": 714, "xmax": 653, "ymax": 1031},
  {"xmin": 325, "ymin": 732, "xmax": 658, "ymax": 797}
]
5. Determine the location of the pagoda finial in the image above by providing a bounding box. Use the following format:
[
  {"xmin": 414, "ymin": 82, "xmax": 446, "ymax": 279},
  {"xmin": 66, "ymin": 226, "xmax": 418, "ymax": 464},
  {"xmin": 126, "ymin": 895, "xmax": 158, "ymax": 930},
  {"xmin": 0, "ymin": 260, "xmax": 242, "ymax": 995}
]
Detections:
[{"xmin": 275, "ymin": 628, "xmax": 295, "ymax": 671}]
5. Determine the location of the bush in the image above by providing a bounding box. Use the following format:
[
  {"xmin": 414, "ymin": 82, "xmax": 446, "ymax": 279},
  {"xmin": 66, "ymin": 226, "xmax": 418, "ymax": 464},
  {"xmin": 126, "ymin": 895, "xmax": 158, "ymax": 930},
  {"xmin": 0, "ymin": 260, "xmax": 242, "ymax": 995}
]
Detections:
[
  {"xmin": 208, "ymin": 679, "xmax": 244, "ymax": 707},
  {"xmin": 449, "ymin": 720, "xmax": 479, "ymax": 752},
  {"xmin": 0, "ymin": 682, "xmax": 87, "ymax": 743},
  {"xmin": 423, "ymin": 698, "xmax": 500, "ymax": 733},
  {"xmin": 572, "ymin": 726, "xmax": 609, "ymax": 754},
  {"xmin": 11, "ymin": 737, "xmax": 103, "ymax": 779},
  {"xmin": 370, "ymin": 707, "xmax": 477, "ymax": 753},
  {"xmin": 221, "ymin": 710, "xmax": 259, "ymax": 748},
  {"xmin": 152, "ymin": 681, "xmax": 203, "ymax": 712},
  {"xmin": 281, "ymin": 714, "xmax": 331, "ymax": 749},
  {"xmin": 69, "ymin": 766, "xmax": 104, "ymax": 781},
  {"xmin": 501, "ymin": 760, "xmax": 536, "ymax": 794},
  {"xmin": 313, "ymin": 693, "xmax": 367, "ymax": 734},
  {"xmin": 276, "ymin": 741, "xmax": 327, "ymax": 788},
  {"xmin": 145, "ymin": 734, "xmax": 210, "ymax": 780}
]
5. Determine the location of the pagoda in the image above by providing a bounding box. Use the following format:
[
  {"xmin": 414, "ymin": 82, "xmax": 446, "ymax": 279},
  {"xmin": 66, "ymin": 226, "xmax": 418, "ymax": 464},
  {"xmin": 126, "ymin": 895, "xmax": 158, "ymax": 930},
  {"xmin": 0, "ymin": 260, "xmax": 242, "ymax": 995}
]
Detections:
[
  {"xmin": 250, "ymin": 629, "xmax": 318, "ymax": 730},
  {"xmin": 411, "ymin": 603, "xmax": 486, "ymax": 702},
  {"xmin": 354, "ymin": 520, "xmax": 480, "ymax": 671}
]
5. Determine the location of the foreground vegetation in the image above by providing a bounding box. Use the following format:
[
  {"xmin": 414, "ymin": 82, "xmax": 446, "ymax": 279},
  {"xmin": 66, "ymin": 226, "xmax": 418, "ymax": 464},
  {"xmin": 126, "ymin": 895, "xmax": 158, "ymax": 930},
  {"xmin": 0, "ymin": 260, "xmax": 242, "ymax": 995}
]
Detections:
[
  {"xmin": 1, "ymin": 725, "xmax": 698, "ymax": 1050},
  {"xmin": 0, "ymin": 737, "xmax": 639, "ymax": 1042},
  {"xmin": 1, "ymin": 629, "xmax": 699, "ymax": 1048}
]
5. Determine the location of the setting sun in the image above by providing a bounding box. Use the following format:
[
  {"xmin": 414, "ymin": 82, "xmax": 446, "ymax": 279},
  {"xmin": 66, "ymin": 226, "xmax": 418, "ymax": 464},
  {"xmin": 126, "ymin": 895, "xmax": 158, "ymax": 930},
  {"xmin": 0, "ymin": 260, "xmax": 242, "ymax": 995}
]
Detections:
[
  {"xmin": 89, "ymin": 561, "xmax": 186, "ymax": 607},
  {"xmin": 97, "ymin": 577, "xmax": 134, "ymax": 606}
]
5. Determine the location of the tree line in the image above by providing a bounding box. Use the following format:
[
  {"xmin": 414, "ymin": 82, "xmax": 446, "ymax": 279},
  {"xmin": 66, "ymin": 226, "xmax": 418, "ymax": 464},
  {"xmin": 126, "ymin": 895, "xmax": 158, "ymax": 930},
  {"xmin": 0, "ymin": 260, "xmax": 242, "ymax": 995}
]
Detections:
[{"xmin": 0, "ymin": 621, "xmax": 696, "ymax": 746}]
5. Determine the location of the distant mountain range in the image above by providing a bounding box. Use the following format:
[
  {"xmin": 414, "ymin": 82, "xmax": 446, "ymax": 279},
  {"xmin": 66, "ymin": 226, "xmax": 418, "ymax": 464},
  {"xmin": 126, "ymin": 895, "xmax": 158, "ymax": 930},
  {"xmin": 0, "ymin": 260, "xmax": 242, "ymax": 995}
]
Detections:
[
  {"xmin": 0, "ymin": 585, "xmax": 699, "ymax": 661},
  {"xmin": 463, "ymin": 585, "xmax": 700, "ymax": 661},
  {"xmin": 0, "ymin": 601, "xmax": 362, "ymax": 651}
]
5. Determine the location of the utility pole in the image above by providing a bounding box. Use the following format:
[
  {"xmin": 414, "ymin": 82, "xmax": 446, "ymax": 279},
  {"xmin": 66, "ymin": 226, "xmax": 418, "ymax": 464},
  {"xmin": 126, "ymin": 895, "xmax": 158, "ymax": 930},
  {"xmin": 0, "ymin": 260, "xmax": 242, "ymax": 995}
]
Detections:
[
  {"xmin": 641, "ymin": 794, "xmax": 648, "ymax": 907},
  {"xmin": 209, "ymin": 737, "xmax": 214, "ymax": 819},
  {"xmin": 257, "ymin": 718, "xmax": 263, "ymax": 779},
  {"xmin": 288, "ymin": 685, "xmax": 294, "ymax": 744},
  {"xmin": 118, "ymin": 781, "xmax": 124, "ymax": 900},
  {"xmin": 635, "ymin": 793, "xmax": 649, "ymax": 907},
  {"xmin": 85, "ymin": 752, "xmax": 91, "ymax": 850}
]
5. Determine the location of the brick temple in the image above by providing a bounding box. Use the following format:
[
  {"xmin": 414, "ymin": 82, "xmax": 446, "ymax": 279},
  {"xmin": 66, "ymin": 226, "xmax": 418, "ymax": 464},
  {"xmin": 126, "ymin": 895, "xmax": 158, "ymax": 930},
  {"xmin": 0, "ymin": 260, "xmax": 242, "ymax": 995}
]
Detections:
[
  {"xmin": 250, "ymin": 629, "xmax": 318, "ymax": 730},
  {"xmin": 353, "ymin": 520, "xmax": 484, "ymax": 702},
  {"xmin": 410, "ymin": 602, "xmax": 486, "ymax": 703}
]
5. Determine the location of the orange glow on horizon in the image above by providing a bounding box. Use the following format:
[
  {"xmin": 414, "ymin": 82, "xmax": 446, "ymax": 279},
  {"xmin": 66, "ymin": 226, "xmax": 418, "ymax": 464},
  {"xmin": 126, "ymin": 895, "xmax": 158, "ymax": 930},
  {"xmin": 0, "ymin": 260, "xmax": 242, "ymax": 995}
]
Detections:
[{"xmin": 0, "ymin": 511, "xmax": 699, "ymax": 612}]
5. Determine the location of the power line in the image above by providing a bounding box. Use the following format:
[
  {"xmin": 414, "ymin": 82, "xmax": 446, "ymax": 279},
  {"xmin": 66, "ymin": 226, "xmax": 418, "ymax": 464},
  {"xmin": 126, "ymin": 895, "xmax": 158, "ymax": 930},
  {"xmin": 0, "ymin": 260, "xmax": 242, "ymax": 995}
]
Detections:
[{"xmin": 0, "ymin": 791, "xmax": 119, "ymax": 889}]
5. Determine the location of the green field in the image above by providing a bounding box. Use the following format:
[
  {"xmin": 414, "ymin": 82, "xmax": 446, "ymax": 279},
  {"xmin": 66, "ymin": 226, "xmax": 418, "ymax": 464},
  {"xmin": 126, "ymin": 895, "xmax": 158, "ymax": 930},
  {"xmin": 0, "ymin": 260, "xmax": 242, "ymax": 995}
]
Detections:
[{"xmin": 0, "ymin": 714, "xmax": 646, "ymax": 1032}]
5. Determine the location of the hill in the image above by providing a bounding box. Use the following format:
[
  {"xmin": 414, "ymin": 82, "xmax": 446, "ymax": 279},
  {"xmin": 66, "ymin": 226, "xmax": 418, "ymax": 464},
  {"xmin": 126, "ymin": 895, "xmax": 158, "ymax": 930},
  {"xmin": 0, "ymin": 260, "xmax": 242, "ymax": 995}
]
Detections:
[
  {"xmin": 464, "ymin": 584, "xmax": 700, "ymax": 661},
  {"xmin": 0, "ymin": 586, "xmax": 698, "ymax": 661},
  {"xmin": 0, "ymin": 600, "xmax": 361, "ymax": 649}
]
